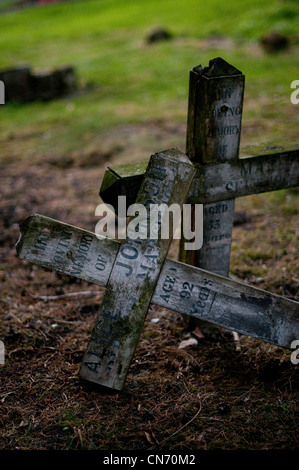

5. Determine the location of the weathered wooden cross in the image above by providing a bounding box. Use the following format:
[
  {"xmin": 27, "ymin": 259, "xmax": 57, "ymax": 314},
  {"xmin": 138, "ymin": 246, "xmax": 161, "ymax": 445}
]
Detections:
[
  {"xmin": 17, "ymin": 147, "xmax": 299, "ymax": 391},
  {"xmin": 17, "ymin": 58, "xmax": 299, "ymax": 391}
]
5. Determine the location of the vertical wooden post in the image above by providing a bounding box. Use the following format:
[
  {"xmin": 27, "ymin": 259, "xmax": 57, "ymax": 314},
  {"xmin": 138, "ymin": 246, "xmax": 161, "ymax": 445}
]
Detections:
[{"xmin": 180, "ymin": 58, "xmax": 245, "ymax": 279}]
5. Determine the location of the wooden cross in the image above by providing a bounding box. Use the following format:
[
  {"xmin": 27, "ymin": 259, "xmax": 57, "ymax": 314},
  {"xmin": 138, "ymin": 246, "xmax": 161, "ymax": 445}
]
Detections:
[
  {"xmin": 17, "ymin": 150, "xmax": 299, "ymax": 391},
  {"xmin": 99, "ymin": 57, "xmax": 299, "ymax": 283},
  {"xmin": 18, "ymin": 148, "xmax": 195, "ymax": 390},
  {"xmin": 180, "ymin": 57, "xmax": 244, "ymax": 277}
]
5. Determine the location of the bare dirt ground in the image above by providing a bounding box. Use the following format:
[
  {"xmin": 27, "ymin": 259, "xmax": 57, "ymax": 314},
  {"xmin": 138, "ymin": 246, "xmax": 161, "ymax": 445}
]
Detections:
[{"xmin": 0, "ymin": 120, "xmax": 298, "ymax": 450}]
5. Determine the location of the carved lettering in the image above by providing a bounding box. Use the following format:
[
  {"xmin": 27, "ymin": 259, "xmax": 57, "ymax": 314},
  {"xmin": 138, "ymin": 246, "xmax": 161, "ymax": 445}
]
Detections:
[
  {"xmin": 53, "ymin": 231, "xmax": 72, "ymax": 266},
  {"xmin": 189, "ymin": 284, "xmax": 214, "ymax": 316},
  {"xmin": 204, "ymin": 204, "xmax": 228, "ymax": 216},
  {"xmin": 162, "ymin": 275, "xmax": 176, "ymax": 293},
  {"xmin": 208, "ymin": 125, "xmax": 240, "ymax": 138},
  {"xmin": 115, "ymin": 261, "xmax": 133, "ymax": 277},
  {"xmin": 95, "ymin": 253, "xmax": 108, "ymax": 271},
  {"xmin": 84, "ymin": 361, "xmax": 102, "ymax": 373},
  {"xmin": 225, "ymin": 170, "xmax": 285, "ymax": 194},
  {"xmin": 70, "ymin": 233, "xmax": 93, "ymax": 276},
  {"xmin": 137, "ymin": 253, "xmax": 159, "ymax": 278},
  {"xmin": 221, "ymin": 88, "xmax": 232, "ymax": 99},
  {"xmin": 150, "ymin": 166, "xmax": 167, "ymax": 181},
  {"xmin": 144, "ymin": 181, "xmax": 160, "ymax": 197},
  {"xmin": 217, "ymin": 144, "xmax": 228, "ymax": 158},
  {"xmin": 180, "ymin": 281, "xmax": 194, "ymax": 299},
  {"xmin": 203, "ymin": 233, "xmax": 231, "ymax": 244},
  {"xmin": 33, "ymin": 233, "xmax": 50, "ymax": 253},
  {"xmin": 120, "ymin": 244, "xmax": 139, "ymax": 260},
  {"xmin": 211, "ymin": 105, "xmax": 242, "ymax": 118}
]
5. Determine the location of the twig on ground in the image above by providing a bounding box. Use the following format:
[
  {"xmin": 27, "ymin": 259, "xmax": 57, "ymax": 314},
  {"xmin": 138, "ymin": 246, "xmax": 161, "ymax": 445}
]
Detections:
[
  {"xmin": 150, "ymin": 396, "xmax": 202, "ymax": 448},
  {"xmin": 28, "ymin": 290, "xmax": 103, "ymax": 301}
]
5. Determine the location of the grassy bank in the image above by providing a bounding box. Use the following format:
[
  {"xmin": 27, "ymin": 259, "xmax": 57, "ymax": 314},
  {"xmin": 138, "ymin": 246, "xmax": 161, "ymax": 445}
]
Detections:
[{"xmin": 0, "ymin": 0, "xmax": 298, "ymax": 162}]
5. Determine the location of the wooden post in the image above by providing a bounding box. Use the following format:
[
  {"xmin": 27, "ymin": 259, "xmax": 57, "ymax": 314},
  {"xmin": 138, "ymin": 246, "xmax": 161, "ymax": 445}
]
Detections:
[
  {"xmin": 17, "ymin": 214, "xmax": 299, "ymax": 353},
  {"xmin": 79, "ymin": 149, "xmax": 195, "ymax": 390},
  {"xmin": 179, "ymin": 57, "xmax": 245, "ymax": 277}
]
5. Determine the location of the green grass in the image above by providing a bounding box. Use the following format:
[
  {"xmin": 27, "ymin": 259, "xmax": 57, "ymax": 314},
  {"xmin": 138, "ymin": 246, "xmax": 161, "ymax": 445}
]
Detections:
[{"xmin": 0, "ymin": 0, "xmax": 298, "ymax": 160}]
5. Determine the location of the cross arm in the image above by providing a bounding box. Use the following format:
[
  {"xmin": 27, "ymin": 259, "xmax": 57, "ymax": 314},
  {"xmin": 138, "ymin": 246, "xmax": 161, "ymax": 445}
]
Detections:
[
  {"xmin": 100, "ymin": 146, "xmax": 299, "ymax": 210},
  {"xmin": 16, "ymin": 214, "xmax": 299, "ymax": 350},
  {"xmin": 16, "ymin": 214, "xmax": 119, "ymax": 287}
]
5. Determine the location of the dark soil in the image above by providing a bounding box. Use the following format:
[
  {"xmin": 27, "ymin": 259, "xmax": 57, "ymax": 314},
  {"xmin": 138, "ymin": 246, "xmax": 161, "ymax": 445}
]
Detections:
[{"xmin": 0, "ymin": 125, "xmax": 298, "ymax": 451}]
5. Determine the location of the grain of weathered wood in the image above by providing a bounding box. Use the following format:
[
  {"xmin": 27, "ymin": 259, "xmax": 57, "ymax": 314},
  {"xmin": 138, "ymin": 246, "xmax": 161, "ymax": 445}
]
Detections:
[
  {"xmin": 16, "ymin": 214, "xmax": 118, "ymax": 287},
  {"xmin": 79, "ymin": 148, "xmax": 196, "ymax": 389},
  {"xmin": 99, "ymin": 148, "xmax": 299, "ymax": 207},
  {"xmin": 180, "ymin": 58, "xmax": 244, "ymax": 275},
  {"xmin": 153, "ymin": 260, "xmax": 299, "ymax": 349},
  {"xmin": 189, "ymin": 150, "xmax": 299, "ymax": 203},
  {"xmin": 185, "ymin": 58, "xmax": 244, "ymax": 164},
  {"xmin": 17, "ymin": 214, "xmax": 299, "ymax": 350}
]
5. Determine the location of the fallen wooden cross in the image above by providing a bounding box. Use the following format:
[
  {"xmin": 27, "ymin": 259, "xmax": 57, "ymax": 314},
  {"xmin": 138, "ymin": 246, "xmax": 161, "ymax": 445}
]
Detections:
[
  {"xmin": 18, "ymin": 149, "xmax": 195, "ymax": 390},
  {"xmin": 17, "ymin": 150, "xmax": 299, "ymax": 391}
]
